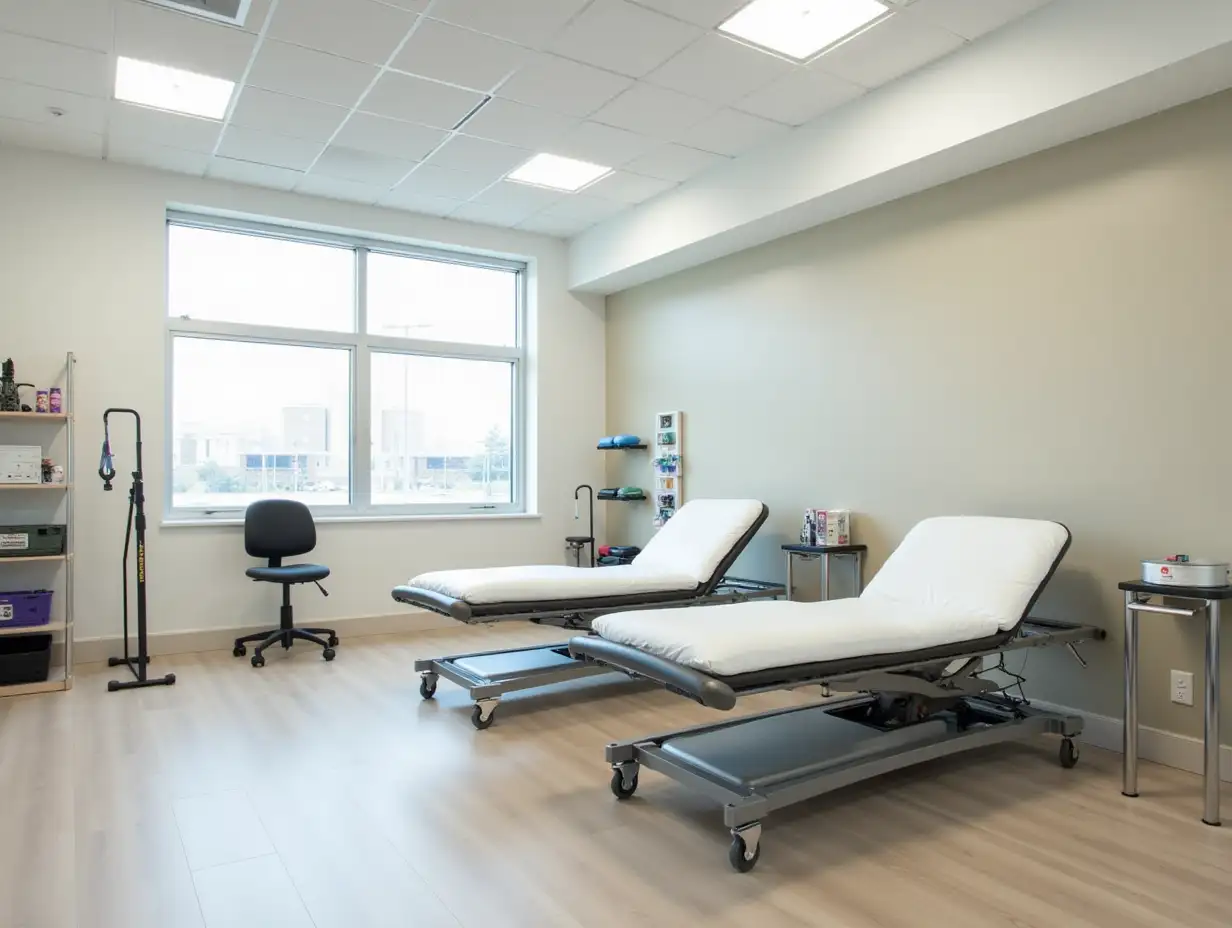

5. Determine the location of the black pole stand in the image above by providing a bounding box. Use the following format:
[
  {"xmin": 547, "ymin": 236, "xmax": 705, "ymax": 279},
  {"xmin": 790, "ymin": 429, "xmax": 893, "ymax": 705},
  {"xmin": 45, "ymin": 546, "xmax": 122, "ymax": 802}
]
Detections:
[
  {"xmin": 574, "ymin": 484, "xmax": 596, "ymax": 567},
  {"xmin": 100, "ymin": 408, "xmax": 176, "ymax": 692}
]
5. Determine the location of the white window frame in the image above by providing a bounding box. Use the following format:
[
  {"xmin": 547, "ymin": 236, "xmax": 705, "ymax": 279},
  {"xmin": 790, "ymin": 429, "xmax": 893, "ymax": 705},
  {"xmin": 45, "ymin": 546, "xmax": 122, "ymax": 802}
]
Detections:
[{"xmin": 164, "ymin": 212, "xmax": 527, "ymax": 522}]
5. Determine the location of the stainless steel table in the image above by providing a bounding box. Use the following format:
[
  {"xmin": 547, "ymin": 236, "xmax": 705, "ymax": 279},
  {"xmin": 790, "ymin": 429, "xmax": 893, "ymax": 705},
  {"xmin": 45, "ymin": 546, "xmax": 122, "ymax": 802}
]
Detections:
[
  {"xmin": 782, "ymin": 544, "xmax": 867, "ymax": 602},
  {"xmin": 1118, "ymin": 579, "xmax": 1229, "ymax": 826}
]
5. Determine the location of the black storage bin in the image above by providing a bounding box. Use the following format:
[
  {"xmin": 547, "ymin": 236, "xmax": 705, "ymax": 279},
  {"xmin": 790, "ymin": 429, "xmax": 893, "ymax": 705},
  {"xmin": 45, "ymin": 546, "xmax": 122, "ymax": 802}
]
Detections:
[
  {"xmin": 0, "ymin": 633, "xmax": 52, "ymax": 685},
  {"xmin": 0, "ymin": 525, "xmax": 66, "ymax": 558}
]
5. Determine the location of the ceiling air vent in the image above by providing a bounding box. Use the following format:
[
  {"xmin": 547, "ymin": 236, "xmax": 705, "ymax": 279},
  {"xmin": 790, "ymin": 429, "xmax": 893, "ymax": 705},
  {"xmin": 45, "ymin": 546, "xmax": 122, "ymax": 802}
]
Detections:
[{"xmin": 138, "ymin": 0, "xmax": 253, "ymax": 27}]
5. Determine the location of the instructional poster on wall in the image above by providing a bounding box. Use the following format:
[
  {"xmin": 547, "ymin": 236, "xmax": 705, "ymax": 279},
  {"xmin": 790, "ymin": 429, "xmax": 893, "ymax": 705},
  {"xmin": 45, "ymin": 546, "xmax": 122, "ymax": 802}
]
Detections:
[{"xmin": 653, "ymin": 410, "xmax": 682, "ymax": 529}]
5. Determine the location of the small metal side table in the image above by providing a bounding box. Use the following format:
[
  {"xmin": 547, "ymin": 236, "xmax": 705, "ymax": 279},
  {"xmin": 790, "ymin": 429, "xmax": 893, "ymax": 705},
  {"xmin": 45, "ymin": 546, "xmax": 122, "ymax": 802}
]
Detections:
[
  {"xmin": 782, "ymin": 544, "xmax": 867, "ymax": 601},
  {"xmin": 1118, "ymin": 579, "xmax": 1229, "ymax": 826}
]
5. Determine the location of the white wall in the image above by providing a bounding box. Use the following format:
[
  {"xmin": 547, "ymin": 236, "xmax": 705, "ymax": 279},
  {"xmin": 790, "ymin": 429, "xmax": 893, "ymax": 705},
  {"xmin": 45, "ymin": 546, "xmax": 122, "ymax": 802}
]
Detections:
[{"xmin": 0, "ymin": 145, "xmax": 606, "ymax": 643}]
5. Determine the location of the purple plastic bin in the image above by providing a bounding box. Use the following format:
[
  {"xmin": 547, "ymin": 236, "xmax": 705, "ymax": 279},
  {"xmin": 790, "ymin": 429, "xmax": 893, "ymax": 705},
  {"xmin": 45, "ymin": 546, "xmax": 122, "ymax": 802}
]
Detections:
[{"xmin": 0, "ymin": 590, "xmax": 54, "ymax": 629}]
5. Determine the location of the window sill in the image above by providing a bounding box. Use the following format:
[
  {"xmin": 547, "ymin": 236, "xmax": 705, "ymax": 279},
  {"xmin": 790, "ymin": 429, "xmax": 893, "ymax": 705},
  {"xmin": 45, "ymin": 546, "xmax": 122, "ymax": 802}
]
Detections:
[{"xmin": 161, "ymin": 512, "xmax": 541, "ymax": 528}]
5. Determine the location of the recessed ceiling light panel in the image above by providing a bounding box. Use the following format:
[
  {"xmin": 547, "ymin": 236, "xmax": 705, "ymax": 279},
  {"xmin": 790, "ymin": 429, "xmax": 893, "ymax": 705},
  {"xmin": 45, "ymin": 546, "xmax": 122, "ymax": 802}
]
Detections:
[
  {"xmin": 115, "ymin": 56, "xmax": 235, "ymax": 119},
  {"xmin": 720, "ymin": 0, "xmax": 890, "ymax": 61},
  {"xmin": 507, "ymin": 154, "xmax": 613, "ymax": 192}
]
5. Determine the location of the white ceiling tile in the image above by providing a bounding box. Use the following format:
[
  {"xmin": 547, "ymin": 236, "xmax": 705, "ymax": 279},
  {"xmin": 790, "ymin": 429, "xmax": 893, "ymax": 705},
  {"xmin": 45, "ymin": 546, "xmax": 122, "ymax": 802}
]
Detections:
[
  {"xmin": 515, "ymin": 213, "xmax": 588, "ymax": 237},
  {"xmin": 0, "ymin": 32, "xmax": 109, "ymax": 97},
  {"xmin": 670, "ymin": 107, "xmax": 790, "ymax": 156},
  {"xmin": 469, "ymin": 180, "xmax": 566, "ymax": 219},
  {"xmin": 108, "ymin": 101, "xmax": 224, "ymax": 152},
  {"xmin": 498, "ymin": 53, "xmax": 633, "ymax": 119},
  {"xmin": 267, "ymin": 0, "xmax": 418, "ymax": 66},
  {"xmin": 0, "ymin": 116, "xmax": 103, "ymax": 159},
  {"xmin": 426, "ymin": 134, "xmax": 530, "ymax": 176},
  {"xmin": 0, "ymin": 79, "xmax": 106, "ymax": 135},
  {"xmin": 590, "ymin": 83, "xmax": 717, "ymax": 139},
  {"xmin": 296, "ymin": 173, "xmax": 389, "ymax": 204},
  {"xmin": 0, "ymin": 0, "xmax": 113, "ymax": 52},
  {"xmin": 209, "ymin": 156, "xmax": 304, "ymax": 190},
  {"xmin": 549, "ymin": 0, "xmax": 701, "ymax": 78},
  {"xmin": 377, "ymin": 189, "xmax": 463, "ymax": 216},
  {"xmin": 106, "ymin": 138, "xmax": 211, "ymax": 176},
  {"xmin": 379, "ymin": 0, "xmax": 429, "ymax": 9},
  {"xmin": 811, "ymin": 12, "xmax": 966, "ymax": 88},
  {"xmin": 449, "ymin": 201, "xmax": 521, "ymax": 228},
  {"xmin": 333, "ymin": 113, "xmax": 446, "ymax": 160},
  {"xmin": 631, "ymin": 0, "xmax": 749, "ymax": 28},
  {"xmin": 459, "ymin": 99, "xmax": 578, "ymax": 150},
  {"xmin": 390, "ymin": 163, "xmax": 495, "ymax": 200},
  {"xmin": 228, "ymin": 87, "xmax": 349, "ymax": 142},
  {"xmin": 392, "ymin": 19, "xmax": 530, "ymax": 92},
  {"xmin": 907, "ymin": 0, "xmax": 1052, "ymax": 41},
  {"xmin": 247, "ymin": 40, "xmax": 379, "ymax": 107},
  {"xmin": 645, "ymin": 34, "xmax": 794, "ymax": 105},
  {"xmin": 624, "ymin": 143, "xmax": 727, "ymax": 182},
  {"xmin": 361, "ymin": 72, "xmax": 486, "ymax": 129},
  {"xmin": 551, "ymin": 121, "xmax": 658, "ymax": 166},
  {"xmin": 241, "ymin": 0, "xmax": 276, "ymax": 31},
  {"xmin": 217, "ymin": 125, "xmax": 325, "ymax": 171},
  {"xmin": 113, "ymin": 1, "xmax": 258, "ymax": 81},
  {"xmin": 311, "ymin": 145, "xmax": 416, "ymax": 185},
  {"xmin": 536, "ymin": 194, "xmax": 628, "ymax": 224},
  {"xmin": 427, "ymin": 0, "xmax": 591, "ymax": 47},
  {"xmin": 585, "ymin": 170, "xmax": 675, "ymax": 204},
  {"xmin": 734, "ymin": 68, "xmax": 865, "ymax": 125}
]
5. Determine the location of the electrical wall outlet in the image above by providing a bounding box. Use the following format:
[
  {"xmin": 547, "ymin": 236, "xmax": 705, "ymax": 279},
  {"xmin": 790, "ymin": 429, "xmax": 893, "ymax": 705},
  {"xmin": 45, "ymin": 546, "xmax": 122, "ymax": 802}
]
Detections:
[{"xmin": 1171, "ymin": 670, "xmax": 1194, "ymax": 706}]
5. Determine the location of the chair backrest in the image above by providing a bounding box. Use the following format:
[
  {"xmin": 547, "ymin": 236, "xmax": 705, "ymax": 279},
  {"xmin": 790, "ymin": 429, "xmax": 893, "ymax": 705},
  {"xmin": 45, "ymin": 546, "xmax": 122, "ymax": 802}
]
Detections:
[
  {"xmin": 860, "ymin": 516, "xmax": 1071, "ymax": 632},
  {"xmin": 245, "ymin": 499, "xmax": 317, "ymax": 561},
  {"xmin": 632, "ymin": 499, "xmax": 767, "ymax": 587}
]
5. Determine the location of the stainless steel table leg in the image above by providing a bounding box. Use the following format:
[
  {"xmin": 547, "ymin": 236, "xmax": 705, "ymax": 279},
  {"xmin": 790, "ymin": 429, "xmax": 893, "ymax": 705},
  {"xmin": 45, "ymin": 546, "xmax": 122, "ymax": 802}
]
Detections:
[
  {"xmin": 853, "ymin": 551, "xmax": 864, "ymax": 595},
  {"xmin": 821, "ymin": 554, "xmax": 830, "ymax": 601},
  {"xmin": 1204, "ymin": 600, "xmax": 1221, "ymax": 826},
  {"xmin": 786, "ymin": 552, "xmax": 795, "ymax": 602},
  {"xmin": 1123, "ymin": 591, "xmax": 1139, "ymax": 798}
]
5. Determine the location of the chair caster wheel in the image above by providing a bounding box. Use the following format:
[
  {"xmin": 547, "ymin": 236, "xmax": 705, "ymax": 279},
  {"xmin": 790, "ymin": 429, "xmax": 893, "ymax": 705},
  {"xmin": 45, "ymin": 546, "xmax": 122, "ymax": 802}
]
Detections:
[
  {"xmin": 251, "ymin": 654, "xmax": 265, "ymax": 668},
  {"xmin": 1059, "ymin": 738, "xmax": 1079, "ymax": 769},
  {"xmin": 328, "ymin": 635, "xmax": 339, "ymax": 647},
  {"xmin": 471, "ymin": 704, "xmax": 495, "ymax": 730},
  {"xmin": 610, "ymin": 768, "xmax": 638, "ymax": 799},
  {"xmin": 233, "ymin": 645, "xmax": 246, "ymax": 658},
  {"xmin": 322, "ymin": 648, "xmax": 336, "ymax": 661},
  {"xmin": 419, "ymin": 677, "xmax": 437, "ymax": 699},
  {"xmin": 728, "ymin": 834, "xmax": 761, "ymax": 873}
]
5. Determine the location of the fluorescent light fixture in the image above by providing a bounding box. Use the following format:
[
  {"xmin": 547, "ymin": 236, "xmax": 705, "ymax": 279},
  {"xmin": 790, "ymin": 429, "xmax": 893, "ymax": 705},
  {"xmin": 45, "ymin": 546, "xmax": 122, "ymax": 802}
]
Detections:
[
  {"xmin": 720, "ymin": 0, "xmax": 889, "ymax": 61},
  {"xmin": 114, "ymin": 56, "xmax": 235, "ymax": 119},
  {"xmin": 507, "ymin": 153, "xmax": 612, "ymax": 192}
]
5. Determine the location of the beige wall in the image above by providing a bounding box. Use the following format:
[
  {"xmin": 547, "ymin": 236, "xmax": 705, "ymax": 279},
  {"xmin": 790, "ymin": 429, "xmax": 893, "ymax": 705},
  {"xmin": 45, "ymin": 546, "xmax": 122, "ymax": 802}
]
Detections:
[{"xmin": 604, "ymin": 89, "xmax": 1232, "ymax": 741}]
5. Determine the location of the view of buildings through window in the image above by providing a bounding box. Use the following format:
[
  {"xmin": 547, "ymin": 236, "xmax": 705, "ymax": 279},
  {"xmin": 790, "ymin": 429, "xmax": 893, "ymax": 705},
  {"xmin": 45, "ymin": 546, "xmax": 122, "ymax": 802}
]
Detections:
[{"xmin": 167, "ymin": 220, "xmax": 522, "ymax": 514}]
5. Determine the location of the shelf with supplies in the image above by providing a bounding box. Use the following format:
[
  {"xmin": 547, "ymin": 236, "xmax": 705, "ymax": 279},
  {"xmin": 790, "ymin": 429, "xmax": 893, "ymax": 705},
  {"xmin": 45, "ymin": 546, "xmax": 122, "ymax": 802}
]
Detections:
[
  {"xmin": 600, "ymin": 496, "xmax": 646, "ymax": 502},
  {"xmin": 596, "ymin": 443, "xmax": 647, "ymax": 450},
  {"xmin": 0, "ymin": 352, "xmax": 75, "ymax": 697}
]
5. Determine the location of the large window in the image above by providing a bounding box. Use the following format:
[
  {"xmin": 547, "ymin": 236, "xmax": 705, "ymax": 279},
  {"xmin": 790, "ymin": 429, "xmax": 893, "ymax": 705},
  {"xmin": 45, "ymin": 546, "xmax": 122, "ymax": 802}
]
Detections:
[{"xmin": 166, "ymin": 215, "xmax": 524, "ymax": 519}]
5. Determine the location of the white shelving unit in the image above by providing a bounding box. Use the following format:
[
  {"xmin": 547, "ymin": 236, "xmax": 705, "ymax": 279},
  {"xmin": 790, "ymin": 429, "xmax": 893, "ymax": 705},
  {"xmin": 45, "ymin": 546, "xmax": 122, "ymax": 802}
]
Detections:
[{"xmin": 0, "ymin": 353, "xmax": 74, "ymax": 696}]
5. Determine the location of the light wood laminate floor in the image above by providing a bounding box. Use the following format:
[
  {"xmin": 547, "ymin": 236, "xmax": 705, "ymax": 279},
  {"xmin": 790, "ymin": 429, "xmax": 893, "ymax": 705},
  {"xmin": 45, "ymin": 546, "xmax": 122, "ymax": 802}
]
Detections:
[{"xmin": 1, "ymin": 624, "xmax": 1228, "ymax": 928}]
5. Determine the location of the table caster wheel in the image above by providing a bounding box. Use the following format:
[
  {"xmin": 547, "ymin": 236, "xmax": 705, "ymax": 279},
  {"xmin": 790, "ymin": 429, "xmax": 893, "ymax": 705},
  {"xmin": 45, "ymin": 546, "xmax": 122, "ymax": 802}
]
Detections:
[
  {"xmin": 471, "ymin": 704, "xmax": 495, "ymax": 730},
  {"xmin": 232, "ymin": 645, "xmax": 246, "ymax": 658},
  {"xmin": 322, "ymin": 648, "xmax": 336, "ymax": 662},
  {"xmin": 251, "ymin": 654, "xmax": 265, "ymax": 668},
  {"xmin": 1059, "ymin": 738, "xmax": 1079, "ymax": 769},
  {"xmin": 419, "ymin": 676, "xmax": 437, "ymax": 699},
  {"xmin": 610, "ymin": 768, "xmax": 638, "ymax": 799},
  {"xmin": 728, "ymin": 834, "xmax": 761, "ymax": 873},
  {"xmin": 328, "ymin": 635, "xmax": 339, "ymax": 647}
]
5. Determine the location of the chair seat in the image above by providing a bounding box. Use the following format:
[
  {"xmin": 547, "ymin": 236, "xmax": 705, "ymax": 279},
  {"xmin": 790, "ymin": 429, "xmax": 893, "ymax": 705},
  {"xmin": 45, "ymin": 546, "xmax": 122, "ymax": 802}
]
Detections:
[{"xmin": 246, "ymin": 564, "xmax": 330, "ymax": 583}]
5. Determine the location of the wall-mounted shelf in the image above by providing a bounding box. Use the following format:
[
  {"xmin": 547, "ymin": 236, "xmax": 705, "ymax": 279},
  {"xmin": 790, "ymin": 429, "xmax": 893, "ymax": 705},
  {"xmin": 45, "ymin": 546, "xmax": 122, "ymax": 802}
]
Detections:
[
  {"xmin": 596, "ymin": 444, "xmax": 647, "ymax": 450},
  {"xmin": 0, "ymin": 412, "xmax": 69, "ymax": 422},
  {"xmin": 0, "ymin": 484, "xmax": 71, "ymax": 491},
  {"xmin": 600, "ymin": 497, "xmax": 646, "ymax": 503},
  {"xmin": 0, "ymin": 555, "xmax": 69, "ymax": 564}
]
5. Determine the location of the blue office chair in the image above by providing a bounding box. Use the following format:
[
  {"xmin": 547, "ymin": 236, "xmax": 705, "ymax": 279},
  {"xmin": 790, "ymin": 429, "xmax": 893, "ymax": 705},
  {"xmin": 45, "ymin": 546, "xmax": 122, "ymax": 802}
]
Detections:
[{"xmin": 232, "ymin": 499, "xmax": 337, "ymax": 667}]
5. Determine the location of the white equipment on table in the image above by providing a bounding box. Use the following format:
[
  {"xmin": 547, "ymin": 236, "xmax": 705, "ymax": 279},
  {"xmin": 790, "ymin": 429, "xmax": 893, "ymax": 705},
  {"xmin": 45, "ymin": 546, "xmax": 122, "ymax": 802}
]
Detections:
[
  {"xmin": 0, "ymin": 445, "xmax": 42, "ymax": 484},
  {"xmin": 1141, "ymin": 557, "xmax": 1229, "ymax": 588}
]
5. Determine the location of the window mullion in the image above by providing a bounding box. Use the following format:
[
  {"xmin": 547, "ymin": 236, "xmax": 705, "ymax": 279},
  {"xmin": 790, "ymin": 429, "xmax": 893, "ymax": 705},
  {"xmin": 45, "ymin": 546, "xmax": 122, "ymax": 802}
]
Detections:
[{"xmin": 353, "ymin": 248, "xmax": 372, "ymax": 512}]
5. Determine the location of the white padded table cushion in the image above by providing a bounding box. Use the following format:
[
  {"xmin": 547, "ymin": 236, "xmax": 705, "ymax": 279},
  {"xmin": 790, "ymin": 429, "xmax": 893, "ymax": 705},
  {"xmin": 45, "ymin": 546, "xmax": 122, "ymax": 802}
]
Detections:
[
  {"xmin": 406, "ymin": 498, "xmax": 764, "ymax": 605},
  {"xmin": 592, "ymin": 517, "xmax": 1068, "ymax": 676}
]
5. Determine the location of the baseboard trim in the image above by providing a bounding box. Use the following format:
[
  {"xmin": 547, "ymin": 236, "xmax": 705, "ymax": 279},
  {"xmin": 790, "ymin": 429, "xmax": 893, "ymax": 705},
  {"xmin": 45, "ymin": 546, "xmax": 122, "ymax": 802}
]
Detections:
[
  {"xmin": 1032, "ymin": 699, "xmax": 1232, "ymax": 783},
  {"xmin": 74, "ymin": 610, "xmax": 456, "ymax": 665}
]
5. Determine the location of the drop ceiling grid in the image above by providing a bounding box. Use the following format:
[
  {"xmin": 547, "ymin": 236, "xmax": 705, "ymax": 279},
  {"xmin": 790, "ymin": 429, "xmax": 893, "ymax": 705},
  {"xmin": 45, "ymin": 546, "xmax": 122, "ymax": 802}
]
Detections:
[{"xmin": 0, "ymin": 0, "xmax": 1056, "ymax": 235}]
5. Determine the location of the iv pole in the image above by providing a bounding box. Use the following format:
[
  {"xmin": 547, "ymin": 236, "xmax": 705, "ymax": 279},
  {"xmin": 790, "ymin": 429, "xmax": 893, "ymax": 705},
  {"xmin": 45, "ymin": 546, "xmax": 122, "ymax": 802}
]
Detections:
[
  {"xmin": 99, "ymin": 408, "xmax": 176, "ymax": 692},
  {"xmin": 574, "ymin": 484, "xmax": 595, "ymax": 567}
]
